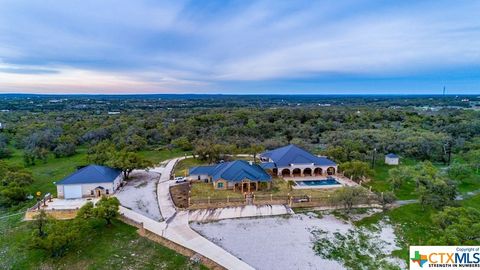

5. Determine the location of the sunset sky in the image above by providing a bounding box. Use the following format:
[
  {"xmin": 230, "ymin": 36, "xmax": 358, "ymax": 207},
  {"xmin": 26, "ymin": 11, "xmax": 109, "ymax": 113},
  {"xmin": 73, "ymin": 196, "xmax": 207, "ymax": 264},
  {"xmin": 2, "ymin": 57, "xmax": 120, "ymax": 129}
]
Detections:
[{"xmin": 0, "ymin": 0, "xmax": 479, "ymax": 94}]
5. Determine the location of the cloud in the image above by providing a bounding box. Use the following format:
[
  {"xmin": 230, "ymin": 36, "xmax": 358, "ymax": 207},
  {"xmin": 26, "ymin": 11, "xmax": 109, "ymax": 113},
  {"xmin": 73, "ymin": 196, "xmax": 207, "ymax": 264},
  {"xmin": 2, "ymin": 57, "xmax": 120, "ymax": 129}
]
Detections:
[{"xmin": 0, "ymin": 0, "xmax": 478, "ymax": 93}]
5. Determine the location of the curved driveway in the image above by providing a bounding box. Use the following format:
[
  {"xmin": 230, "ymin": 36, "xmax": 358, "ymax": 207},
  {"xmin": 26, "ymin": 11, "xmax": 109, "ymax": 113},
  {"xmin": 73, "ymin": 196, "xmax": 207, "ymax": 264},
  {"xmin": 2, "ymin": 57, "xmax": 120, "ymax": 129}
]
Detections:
[{"xmin": 152, "ymin": 157, "xmax": 255, "ymax": 270}]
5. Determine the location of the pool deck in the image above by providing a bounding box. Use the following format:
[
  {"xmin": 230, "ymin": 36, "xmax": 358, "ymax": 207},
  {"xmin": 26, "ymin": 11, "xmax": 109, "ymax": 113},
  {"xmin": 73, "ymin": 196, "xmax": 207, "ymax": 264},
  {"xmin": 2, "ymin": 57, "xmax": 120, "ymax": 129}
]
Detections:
[{"xmin": 285, "ymin": 174, "xmax": 358, "ymax": 189}]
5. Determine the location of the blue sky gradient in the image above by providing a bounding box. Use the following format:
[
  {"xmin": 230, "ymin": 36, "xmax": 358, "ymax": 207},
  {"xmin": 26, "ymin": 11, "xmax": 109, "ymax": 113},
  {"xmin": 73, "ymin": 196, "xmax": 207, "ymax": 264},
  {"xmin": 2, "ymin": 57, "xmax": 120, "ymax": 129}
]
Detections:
[{"xmin": 0, "ymin": 0, "xmax": 479, "ymax": 94}]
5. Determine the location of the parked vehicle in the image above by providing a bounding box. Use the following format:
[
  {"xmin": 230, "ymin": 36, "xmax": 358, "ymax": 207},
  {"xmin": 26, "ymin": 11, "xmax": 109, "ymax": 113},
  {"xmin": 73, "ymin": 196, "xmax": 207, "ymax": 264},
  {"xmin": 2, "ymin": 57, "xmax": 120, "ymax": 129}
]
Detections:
[{"xmin": 175, "ymin": 177, "xmax": 187, "ymax": 183}]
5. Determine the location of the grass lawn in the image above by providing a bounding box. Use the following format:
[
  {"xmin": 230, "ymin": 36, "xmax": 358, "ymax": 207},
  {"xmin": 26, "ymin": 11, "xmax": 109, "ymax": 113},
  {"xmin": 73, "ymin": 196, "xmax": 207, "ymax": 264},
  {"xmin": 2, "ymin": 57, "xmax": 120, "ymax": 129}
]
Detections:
[
  {"xmin": 365, "ymin": 159, "xmax": 418, "ymax": 200},
  {"xmin": 0, "ymin": 213, "xmax": 207, "ymax": 270},
  {"xmin": 365, "ymin": 158, "xmax": 458, "ymax": 200},
  {"xmin": 2, "ymin": 147, "xmax": 187, "ymax": 199},
  {"xmin": 189, "ymin": 177, "xmax": 337, "ymax": 200},
  {"xmin": 0, "ymin": 147, "xmax": 207, "ymax": 270},
  {"xmin": 173, "ymin": 158, "xmax": 207, "ymax": 177},
  {"xmin": 456, "ymin": 172, "xmax": 480, "ymax": 193},
  {"xmin": 139, "ymin": 149, "xmax": 189, "ymax": 165}
]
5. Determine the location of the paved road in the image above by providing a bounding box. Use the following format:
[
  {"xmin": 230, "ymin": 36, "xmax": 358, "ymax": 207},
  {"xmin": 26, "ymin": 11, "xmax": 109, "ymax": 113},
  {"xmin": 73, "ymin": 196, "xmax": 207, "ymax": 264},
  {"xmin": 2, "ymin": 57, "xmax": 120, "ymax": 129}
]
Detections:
[{"xmin": 152, "ymin": 158, "xmax": 183, "ymax": 221}]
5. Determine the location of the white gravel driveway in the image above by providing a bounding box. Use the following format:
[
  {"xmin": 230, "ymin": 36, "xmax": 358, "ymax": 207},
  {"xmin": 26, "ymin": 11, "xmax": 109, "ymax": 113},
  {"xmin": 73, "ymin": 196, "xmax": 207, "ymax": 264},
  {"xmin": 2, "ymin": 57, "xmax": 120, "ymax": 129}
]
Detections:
[{"xmin": 116, "ymin": 170, "xmax": 163, "ymax": 221}]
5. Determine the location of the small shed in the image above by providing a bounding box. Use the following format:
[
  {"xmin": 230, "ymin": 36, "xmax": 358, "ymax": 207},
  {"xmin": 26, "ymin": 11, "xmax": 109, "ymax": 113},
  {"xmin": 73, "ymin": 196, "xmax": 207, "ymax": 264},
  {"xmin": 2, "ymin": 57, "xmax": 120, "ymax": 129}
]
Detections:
[{"xmin": 385, "ymin": 153, "xmax": 399, "ymax": 165}]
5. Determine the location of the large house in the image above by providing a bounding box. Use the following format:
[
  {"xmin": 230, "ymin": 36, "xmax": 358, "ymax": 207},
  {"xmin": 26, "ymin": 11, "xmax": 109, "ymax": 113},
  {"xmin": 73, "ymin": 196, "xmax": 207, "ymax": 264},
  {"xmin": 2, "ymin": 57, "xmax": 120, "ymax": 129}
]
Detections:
[
  {"xmin": 259, "ymin": 144, "xmax": 337, "ymax": 177},
  {"xmin": 188, "ymin": 160, "xmax": 272, "ymax": 192},
  {"xmin": 56, "ymin": 165, "xmax": 123, "ymax": 199}
]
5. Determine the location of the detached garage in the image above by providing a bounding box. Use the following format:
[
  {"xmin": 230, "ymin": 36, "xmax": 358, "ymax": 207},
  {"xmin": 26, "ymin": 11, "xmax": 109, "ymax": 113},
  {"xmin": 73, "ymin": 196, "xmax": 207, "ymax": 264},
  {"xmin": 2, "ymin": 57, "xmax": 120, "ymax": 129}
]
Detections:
[{"xmin": 56, "ymin": 165, "xmax": 123, "ymax": 199}]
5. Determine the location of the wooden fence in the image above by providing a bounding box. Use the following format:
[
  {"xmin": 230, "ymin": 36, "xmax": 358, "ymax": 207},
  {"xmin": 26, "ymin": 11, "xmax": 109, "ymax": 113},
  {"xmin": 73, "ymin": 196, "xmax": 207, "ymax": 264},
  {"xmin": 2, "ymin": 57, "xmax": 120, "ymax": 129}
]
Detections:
[{"xmin": 188, "ymin": 193, "xmax": 381, "ymax": 209}]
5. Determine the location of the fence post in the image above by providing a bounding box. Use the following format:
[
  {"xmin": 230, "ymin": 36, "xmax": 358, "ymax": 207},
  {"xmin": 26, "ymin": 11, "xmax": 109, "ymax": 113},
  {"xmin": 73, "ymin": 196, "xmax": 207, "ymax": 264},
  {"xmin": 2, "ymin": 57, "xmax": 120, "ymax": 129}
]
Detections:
[
  {"xmin": 270, "ymin": 194, "xmax": 273, "ymax": 202},
  {"xmin": 140, "ymin": 222, "xmax": 145, "ymax": 235},
  {"xmin": 208, "ymin": 196, "xmax": 210, "ymax": 205},
  {"xmin": 188, "ymin": 197, "xmax": 191, "ymax": 207}
]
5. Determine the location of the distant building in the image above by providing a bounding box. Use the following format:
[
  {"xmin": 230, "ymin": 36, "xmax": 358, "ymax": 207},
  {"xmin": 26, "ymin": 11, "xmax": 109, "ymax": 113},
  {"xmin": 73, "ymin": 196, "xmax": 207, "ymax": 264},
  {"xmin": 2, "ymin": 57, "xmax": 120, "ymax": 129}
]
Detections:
[
  {"xmin": 108, "ymin": 111, "xmax": 121, "ymax": 115},
  {"xmin": 385, "ymin": 153, "xmax": 399, "ymax": 165},
  {"xmin": 56, "ymin": 165, "xmax": 123, "ymax": 199},
  {"xmin": 259, "ymin": 144, "xmax": 337, "ymax": 177},
  {"xmin": 188, "ymin": 160, "xmax": 272, "ymax": 192}
]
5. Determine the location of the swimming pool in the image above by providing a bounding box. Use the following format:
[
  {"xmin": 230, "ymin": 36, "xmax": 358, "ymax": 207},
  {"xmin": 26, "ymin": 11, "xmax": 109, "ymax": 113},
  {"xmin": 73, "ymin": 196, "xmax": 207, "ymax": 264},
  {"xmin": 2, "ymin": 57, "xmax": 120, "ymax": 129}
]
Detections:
[{"xmin": 295, "ymin": 179, "xmax": 341, "ymax": 186}]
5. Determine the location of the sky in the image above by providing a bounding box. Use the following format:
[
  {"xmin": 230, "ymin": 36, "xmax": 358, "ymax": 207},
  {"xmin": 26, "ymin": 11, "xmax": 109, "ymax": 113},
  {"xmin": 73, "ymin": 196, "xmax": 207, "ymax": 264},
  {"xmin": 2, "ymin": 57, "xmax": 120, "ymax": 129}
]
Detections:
[{"xmin": 0, "ymin": 0, "xmax": 479, "ymax": 95}]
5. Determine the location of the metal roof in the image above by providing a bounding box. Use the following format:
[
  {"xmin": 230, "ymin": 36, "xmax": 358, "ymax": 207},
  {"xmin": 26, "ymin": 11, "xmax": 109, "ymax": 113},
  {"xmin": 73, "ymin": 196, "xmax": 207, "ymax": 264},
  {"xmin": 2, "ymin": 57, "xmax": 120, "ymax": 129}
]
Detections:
[
  {"xmin": 259, "ymin": 162, "xmax": 276, "ymax": 169},
  {"xmin": 260, "ymin": 144, "xmax": 337, "ymax": 167},
  {"xmin": 190, "ymin": 160, "xmax": 272, "ymax": 182},
  {"xmin": 56, "ymin": 165, "xmax": 122, "ymax": 185},
  {"xmin": 386, "ymin": 153, "xmax": 399, "ymax": 158}
]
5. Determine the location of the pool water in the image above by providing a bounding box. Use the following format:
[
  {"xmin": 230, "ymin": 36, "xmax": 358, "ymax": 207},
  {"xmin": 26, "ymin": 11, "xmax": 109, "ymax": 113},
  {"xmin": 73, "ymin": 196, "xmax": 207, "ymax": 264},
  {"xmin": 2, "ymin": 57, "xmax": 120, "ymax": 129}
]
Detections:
[{"xmin": 296, "ymin": 179, "xmax": 341, "ymax": 186}]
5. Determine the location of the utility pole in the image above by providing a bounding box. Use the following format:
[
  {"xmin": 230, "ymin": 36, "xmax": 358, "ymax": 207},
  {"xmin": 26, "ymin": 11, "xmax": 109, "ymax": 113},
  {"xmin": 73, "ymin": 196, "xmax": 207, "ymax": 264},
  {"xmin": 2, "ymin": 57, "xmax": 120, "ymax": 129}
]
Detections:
[
  {"xmin": 443, "ymin": 141, "xmax": 452, "ymax": 166},
  {"xmin": 371, "ymin": 148, "xmax": 377, "ymax": 168}
]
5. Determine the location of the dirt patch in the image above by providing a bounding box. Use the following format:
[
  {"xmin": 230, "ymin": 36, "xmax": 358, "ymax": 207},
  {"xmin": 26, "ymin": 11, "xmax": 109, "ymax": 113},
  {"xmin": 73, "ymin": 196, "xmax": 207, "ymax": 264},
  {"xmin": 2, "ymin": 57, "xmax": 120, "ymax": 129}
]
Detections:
[{"xmin": 170, "ymin": 183, "xmax": 190, "ymax": 209}]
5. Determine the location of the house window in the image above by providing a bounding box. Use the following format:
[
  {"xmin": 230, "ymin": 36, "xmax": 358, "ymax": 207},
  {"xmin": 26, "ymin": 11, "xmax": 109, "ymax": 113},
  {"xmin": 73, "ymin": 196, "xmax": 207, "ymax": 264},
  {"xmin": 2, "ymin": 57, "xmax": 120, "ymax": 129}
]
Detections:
[
  {"xmin": 217, "ymin": 182, "xmax": 224, "ymax": 188},
  {"xmin": 106, "ymin": 189, "xmax": 109, "ymax": 194},
  {"xmin": 90, "ymin": 190, "xmax": 94, "ymax": 196}
]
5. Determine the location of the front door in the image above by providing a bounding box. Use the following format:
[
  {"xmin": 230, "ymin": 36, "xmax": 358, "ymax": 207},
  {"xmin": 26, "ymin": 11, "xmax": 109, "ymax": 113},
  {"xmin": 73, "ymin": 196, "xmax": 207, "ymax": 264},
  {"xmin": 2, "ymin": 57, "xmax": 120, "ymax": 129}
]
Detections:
[{"xmin": 96, "ymin": 190, "xmax": 102, "ymax": 197}]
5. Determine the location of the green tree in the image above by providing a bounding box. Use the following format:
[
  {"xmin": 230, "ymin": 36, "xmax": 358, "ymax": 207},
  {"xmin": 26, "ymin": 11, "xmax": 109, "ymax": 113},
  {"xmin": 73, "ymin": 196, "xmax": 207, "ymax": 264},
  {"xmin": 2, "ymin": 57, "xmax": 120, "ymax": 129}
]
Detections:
[
  {"xmin": 93, "ymin": 196, "xmax": 120, "ymax": 225},
  {"xmin": 171, "ymin": 136, "xmax": 192, "ymax": 151},
  {"xmin": 249, "ymin": 144, "xmax": 265, "ymax": 163},
  {"xmin": 418, "ymin": 178, "xmax": 457, "ymax": 209},
  {"xmin": 430, "ymin": 207, "xmax": 480, "ymax": 245},
  {"xmin": 331, "ymin": 186, "xmax": 368, "ymax": 213},
  {"xmin": 340, "ymin": 160, "xmax": 374, "ymax": 182},
  {"xmin": 447, "ymin": 163, "xmax": 471, "ymax": 181},
  {"xmin": 375, "ymin": 191, "xmax": 396, "ymax": 211},
  {"xmin": 414, "ymin": 161, "xmax": 457, "ymax": 209},
  {"xmin": 464, "ymin": 150, "xmax": 480, "ymax": 173},
  {"xmin": 76, "ymin": 201, "xmax": 95, "ymax": 219},
  {"xmin": 106, "ymin": 150, "xmax": 152, "ymax": 179},
  {"xmin": 87, "ymin": 140, "xmax": 115, "ymax": 164},
  {"xmin": 31, "ymin": 219, "xmax": 82, "ymax": 257},
  {"xmin": 387, "ymin": 167, "xmax": 413, "ymax": 191},
  {"xmin": 32, "ymin": 210, "xmax": 48, "ymax": 237}
]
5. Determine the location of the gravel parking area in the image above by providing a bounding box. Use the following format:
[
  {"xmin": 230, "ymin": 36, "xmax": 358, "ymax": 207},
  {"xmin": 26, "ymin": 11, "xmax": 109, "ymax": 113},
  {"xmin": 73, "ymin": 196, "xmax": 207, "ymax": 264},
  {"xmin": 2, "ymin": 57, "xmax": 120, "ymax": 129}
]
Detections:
[{"xmin": 116, "ymin": 170, "xmax": 163, "ymax": 221}]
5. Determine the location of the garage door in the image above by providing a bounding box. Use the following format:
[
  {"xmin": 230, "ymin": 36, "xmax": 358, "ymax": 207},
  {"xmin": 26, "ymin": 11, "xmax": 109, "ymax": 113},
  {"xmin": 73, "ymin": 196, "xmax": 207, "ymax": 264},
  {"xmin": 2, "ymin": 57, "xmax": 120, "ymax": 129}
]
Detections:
[{"xmin": 64, "ymin": 185, "xmax": 82, "ymax": 199}]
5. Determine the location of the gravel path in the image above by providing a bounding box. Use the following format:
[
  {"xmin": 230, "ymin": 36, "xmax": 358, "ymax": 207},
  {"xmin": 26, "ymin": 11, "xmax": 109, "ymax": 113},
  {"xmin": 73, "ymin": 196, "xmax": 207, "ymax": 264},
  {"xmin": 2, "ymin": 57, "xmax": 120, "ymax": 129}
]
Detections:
[{"xmin": 116, "ymin": 170, "xmax": 162, "ymax": 221}]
